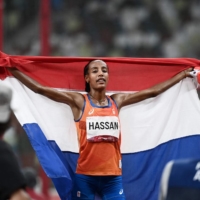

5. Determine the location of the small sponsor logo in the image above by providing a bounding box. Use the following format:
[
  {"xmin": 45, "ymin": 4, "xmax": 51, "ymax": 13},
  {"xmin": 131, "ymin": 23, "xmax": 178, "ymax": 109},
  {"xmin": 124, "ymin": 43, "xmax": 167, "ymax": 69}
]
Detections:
[
  {"xmin": 88, "ymin": 108, "xmax": 94, "ymax": 115},
  {"xmin": 119, "ymin": 160, "xmax": 122, "ymax": 168},
  {"xmin": 77, "ymin": 191, "xmax": 81, "ymax": 197},
  {"xmin": 112, "ymin": 108, "xmax": 115, "ymax": 114},
  {"xmin": 119, "ymin": 189, "xmax": 123, "ymax": 195}
]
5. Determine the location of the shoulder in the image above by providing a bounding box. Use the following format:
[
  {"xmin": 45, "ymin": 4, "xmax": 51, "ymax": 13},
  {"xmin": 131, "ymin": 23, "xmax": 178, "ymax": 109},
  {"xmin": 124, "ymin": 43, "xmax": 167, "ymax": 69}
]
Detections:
[
  {"xmin": 62, "ymin": 91, "xmax": 85, "ymax": 105},
  {"xmin": 110, "ymin": 93, "xmax": 125, "ymax": 108},
  {"xmin": 66, "ymin": 91, "xmax": 85, "ymax": 100}
]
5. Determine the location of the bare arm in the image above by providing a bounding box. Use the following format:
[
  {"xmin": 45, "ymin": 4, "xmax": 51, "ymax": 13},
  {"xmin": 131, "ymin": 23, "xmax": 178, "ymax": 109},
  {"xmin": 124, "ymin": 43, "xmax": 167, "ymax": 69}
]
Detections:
[
  {"xmin": 10, "ymin": 189, "xmax": 31, "ymax": 200},
  {"xmin": 8, "ymin": 68, "xmax": 84, "ymax": 120},
  {"xmin": 111, "ymin": 68, "xmax": 193, "ymax": 110}
]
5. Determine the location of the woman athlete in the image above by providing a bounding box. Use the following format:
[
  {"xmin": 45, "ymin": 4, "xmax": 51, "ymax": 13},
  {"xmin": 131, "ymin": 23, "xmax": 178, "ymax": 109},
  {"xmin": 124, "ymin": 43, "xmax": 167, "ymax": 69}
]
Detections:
[{"xmin": 8, "ymin": 60, "xmax": 193, "ymax": 200}]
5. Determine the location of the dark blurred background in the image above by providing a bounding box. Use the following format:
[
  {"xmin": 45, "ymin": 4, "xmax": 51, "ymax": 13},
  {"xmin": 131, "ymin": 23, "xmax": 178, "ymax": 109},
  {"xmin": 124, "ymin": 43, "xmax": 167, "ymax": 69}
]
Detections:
[
  {"xmin": 3, "ymin": 0, "xmax": 200, "ymax": 58},
  {"xmin": 1, "ymin": 0, "xmax": 200, "ymax": 199}
]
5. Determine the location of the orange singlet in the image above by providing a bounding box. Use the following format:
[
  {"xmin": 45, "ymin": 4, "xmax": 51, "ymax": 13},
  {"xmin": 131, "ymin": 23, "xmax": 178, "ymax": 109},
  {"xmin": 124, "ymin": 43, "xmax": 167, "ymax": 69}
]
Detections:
[{"xmin": 75, "ymin": 94, "xmax": 122, "ymax": 176}]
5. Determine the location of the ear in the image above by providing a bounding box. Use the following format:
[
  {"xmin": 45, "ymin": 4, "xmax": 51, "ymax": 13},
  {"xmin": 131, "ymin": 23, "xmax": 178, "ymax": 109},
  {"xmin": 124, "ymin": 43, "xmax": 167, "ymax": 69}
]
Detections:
[{"xmin": 85, "ymin": 75, "xmax": 89, "ymax": 83}]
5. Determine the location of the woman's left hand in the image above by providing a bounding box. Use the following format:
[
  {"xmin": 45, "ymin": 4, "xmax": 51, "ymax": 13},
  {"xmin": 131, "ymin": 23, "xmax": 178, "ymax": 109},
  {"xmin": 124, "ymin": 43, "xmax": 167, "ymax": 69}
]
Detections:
[{"xmin": 184, "ymin": 68, "xmax": 195, "ymax": 78}]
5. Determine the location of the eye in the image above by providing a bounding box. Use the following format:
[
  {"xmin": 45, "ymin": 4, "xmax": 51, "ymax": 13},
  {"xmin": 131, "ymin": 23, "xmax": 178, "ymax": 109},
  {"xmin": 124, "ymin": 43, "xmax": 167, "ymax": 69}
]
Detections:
[
  {"xmin": 102, "ymin": 68, "xmax": 108, "ymax": 73},
  {"xmin": 92, "ymin": 69, "xmax": 98, "ymax": 73}
]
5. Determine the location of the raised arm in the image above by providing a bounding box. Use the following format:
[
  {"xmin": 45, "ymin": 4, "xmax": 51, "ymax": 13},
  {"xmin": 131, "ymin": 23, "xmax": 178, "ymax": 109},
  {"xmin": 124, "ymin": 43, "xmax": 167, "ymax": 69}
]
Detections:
[
  {"xmin": 7, "ymin": 67, "xmax": 84, "ymax": 120},
  {"xmin": 111, "ymin": 68, "xmax": 193, "ymax": 110}
]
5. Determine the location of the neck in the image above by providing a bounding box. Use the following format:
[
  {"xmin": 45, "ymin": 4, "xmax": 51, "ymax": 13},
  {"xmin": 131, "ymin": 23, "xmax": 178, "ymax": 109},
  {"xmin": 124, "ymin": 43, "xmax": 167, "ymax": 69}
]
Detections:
[
  {"xmin": 89, "ymin": 89, "xmax": 106, "ymax": 98},
  {"xmin": 89, "ymin": 92, "xmax": 107, "ymax": 106}
]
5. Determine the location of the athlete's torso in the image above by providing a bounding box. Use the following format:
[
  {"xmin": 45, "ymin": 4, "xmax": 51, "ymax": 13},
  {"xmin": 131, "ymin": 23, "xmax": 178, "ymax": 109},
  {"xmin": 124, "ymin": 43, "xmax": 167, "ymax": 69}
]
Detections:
[{"xmin": 75, "ymin": 94, "xmax": 122, "ymax": 175}]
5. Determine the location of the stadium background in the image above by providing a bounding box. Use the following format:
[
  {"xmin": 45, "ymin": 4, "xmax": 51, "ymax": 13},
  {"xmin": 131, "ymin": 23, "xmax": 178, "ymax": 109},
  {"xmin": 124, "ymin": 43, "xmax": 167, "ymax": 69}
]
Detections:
[{"xmin": 1, "ymin": 0, "xmax": 200, "ymax": 199}]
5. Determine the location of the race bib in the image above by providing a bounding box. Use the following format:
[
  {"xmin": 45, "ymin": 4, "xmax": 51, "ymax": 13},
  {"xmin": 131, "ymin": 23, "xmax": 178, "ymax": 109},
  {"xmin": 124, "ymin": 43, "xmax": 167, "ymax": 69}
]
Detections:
[{"xmin": 86, "ymin": 116, "xmax": 120, "ymax": 142}]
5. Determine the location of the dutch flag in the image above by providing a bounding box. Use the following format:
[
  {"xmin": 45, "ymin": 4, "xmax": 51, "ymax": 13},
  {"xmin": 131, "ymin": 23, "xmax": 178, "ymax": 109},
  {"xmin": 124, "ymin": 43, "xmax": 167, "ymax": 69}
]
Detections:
[{"xmin": 1, "ymin": 52, "xmax": 200, "ymax": 200}]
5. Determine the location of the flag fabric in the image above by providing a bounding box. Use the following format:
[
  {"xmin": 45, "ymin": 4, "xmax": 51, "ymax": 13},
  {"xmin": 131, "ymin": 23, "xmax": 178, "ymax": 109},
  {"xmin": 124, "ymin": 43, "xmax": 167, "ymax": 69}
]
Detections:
[{"xmin": 1, "ymin": 51, "xmax": 200, "ymax": 200}]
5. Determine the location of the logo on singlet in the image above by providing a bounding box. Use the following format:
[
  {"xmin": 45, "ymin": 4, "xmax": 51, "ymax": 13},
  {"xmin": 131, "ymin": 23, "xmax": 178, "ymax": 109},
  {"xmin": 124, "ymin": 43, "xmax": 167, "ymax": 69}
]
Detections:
[
  {"xmin": 119, "ymin": 189, "xmax": 123, "ymax": 195},
  {"xmin": 88, "ymin": 108, "xmax": 94, "ymax": 115}
]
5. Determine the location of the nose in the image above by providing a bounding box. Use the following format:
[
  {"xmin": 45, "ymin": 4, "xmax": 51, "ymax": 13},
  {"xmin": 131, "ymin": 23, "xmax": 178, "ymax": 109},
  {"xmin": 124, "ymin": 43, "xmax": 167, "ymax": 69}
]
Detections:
[{"xmin": 98, "ymin": 69, "xmax": 103, "ymax": 77}]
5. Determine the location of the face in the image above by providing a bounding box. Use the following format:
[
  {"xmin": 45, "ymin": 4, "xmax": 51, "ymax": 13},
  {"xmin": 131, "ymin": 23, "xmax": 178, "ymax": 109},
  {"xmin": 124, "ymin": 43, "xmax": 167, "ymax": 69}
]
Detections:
[{"xmin": 85, "ymin": 60, "xmax": 109, "ymax": 92}]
